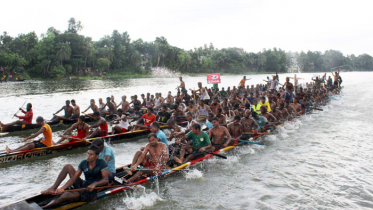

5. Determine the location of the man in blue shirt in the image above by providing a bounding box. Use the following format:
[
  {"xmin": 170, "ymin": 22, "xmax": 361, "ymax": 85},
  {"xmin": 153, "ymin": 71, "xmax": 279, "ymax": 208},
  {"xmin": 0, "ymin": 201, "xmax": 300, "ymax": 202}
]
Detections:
[
  {"xmin": 92, "ymin": 138, "xmax": 116, "ymax": 180},
  {"xmin": 40, "ymin": 145, "xmax": 108, "ymax": 209},
  {"xmin": 247, "ymin": 92, "xmax": 255, "ymax": 104},
  {"xmin": 150, "ymin": 121, "xmax": 168, "ymax": 148}
]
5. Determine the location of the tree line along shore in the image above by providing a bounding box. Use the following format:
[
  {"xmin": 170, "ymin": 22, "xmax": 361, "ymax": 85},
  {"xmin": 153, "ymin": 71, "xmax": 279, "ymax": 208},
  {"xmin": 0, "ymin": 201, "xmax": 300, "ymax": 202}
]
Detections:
[{"xmin": 0, "ymin": 18, "xmax": 372, "ymax": 80}]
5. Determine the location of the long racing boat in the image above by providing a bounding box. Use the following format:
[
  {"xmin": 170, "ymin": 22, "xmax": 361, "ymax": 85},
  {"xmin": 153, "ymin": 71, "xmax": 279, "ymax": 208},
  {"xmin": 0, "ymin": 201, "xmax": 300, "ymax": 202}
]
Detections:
[{"xmin": 0, "ymin": 121, "xmax": 187, "ymax": 164}]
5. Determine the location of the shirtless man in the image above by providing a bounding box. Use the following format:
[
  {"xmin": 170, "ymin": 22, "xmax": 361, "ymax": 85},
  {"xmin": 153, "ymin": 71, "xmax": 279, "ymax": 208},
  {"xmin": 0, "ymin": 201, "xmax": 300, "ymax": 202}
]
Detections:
[
  {"xmin": 290, "ymin": 74, "xmax": 303, "ymax": 89},
  {"xmin": 111, "ymin": 95, "xmax": 117, "ymax": 108},
  {"xmin": 285, "ymin": 102, "xmax": 297, "ymax": 118},
  {"xmin": 240, "ymin": 110, "xmax": 259, "ymax": 140},
  {"xmin": 172, "ymin": 102, "xmax": 186, "ymax": 123},
  {"xmin": 123, "ymin": 133, "xmax": 169, "ymax": 183},
  {"xmin": 229, "ymin": 94, "xmax": 241, "ymax": 109},
  {"xmin": 209, "ymin": 117, "xmax": 231, "ymax": 151},
  {"xmin": 290, "ymin": 97, "xmax": 303, "ymax": 115},
  {"xmin": 331, "ymin": 68, "xmax": 340, "ymax": 87},
  {"xmin": 70, "ymin": 99, "xmax": 80, "ymax": 120},
  {"xmin": 101, "ymin": 97, "xmax": 117, "ymax": 115},
  {"xmin": 216, "ymin": 108, "xmax": 227, "ymax": 127},
  {"xmin": 117, "ymin": 95, "xmax": 130, "ymax": 113},
  {"xmin": 82, "ymin": 99, "xmax": 99, "ymax": 115},
  {"xmin": 275, "ymin": 93, "xmax": 284, "ymax": 106},
  {"xmin": 233, "ymin": 103, "xmax": 245, "ymax": 117},
  {"xmin": 57, "ymin": 116, "xmax": 90, "ymax": 143},
  {"xmin": 165, "ymin": 92, "xmax": 174, "ymax": 108},
  {"xmin": 98, "ymin": 98, "xmax": 107, "ymax": 113},
  {"xmin": 193, "ymin": 82, "xmax": 210, "ymax": 104},
  {"xmin": 227, "ymin": 116, "xmax": 243, "ymax": 141},
  {"xmin": 49, "ymin": 100, "xmax": 74, "ymax": 123},
  {"xmin": 312, "ymin": 76, "xmax": 322, "ymax": 90},
  {"xmin": 269, "ymin": 104, "xmax": 283, "ymax": 122},
  {"xmin": 184, "ymin": 101, "xmax": 198, "ymax": 118},
  {"xmin": 87, "ymin": 112, "xmax": 109, "ymax": 138},
  {"xmin": 278, "ymin": 102, "xmax": 290, "ymax": 120},
  {"xmin": 210, "ymin": 97, "xmax": 221, "ymax": 114},
  {"xmin": 259, "ymin": 106, "xmax": 277, "ymax": 124},
  {"xmin": 166, "ymin": 119, "xmax": 182, "ymax": 141},
  {"xmin": 178, "ymin": 77, "xmax": 187, "ymax": 96},
  {"xmin": 283, "ymin": 77, "xmax": 294, "ymax": 103}
]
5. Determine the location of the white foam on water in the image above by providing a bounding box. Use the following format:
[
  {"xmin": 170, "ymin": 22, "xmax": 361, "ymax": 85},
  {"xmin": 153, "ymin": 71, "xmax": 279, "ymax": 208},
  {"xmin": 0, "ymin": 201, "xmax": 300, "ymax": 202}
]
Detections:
[
  {"xmin": 183, "ymin": 169, "xmax": 203, "ymax": 179},
  {"xmin": 122, "ymin": 186, "xmax": 164, "ymax": 210}
]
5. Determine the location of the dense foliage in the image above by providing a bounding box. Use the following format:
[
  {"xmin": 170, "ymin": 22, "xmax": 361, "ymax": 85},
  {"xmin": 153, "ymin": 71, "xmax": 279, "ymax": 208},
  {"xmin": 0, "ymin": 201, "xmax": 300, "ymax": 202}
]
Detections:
[{"xmin": 0, "ymin": 18, "xmax": 372, "ymax": 79}]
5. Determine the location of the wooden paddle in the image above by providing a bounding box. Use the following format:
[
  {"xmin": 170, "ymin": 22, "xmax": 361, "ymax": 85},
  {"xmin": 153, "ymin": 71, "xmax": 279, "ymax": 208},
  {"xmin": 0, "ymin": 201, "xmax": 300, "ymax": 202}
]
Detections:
[
  {"xmin": 181, "ymin": 144, "xmax": 227, "ymax": 159},
  {"xmin": 242, "ymin": 132, "xmax": 274, "ymax": 135},
  {"xmin": 12, "ymin": 101, "xmax": 26, "ymax": 119},
  {"xmin": 311, "ymin": 107, "xmax": 323, "ymax": 111},
  {"xmin": 231, "ymin": 138, "xmax": 264, "ymax": 146},
  {"xmin": 53, "ymin": 185, "xmax": 125, "ymax": 193},
  {"xmin": 123, "ymin": 168, "xmax": 190, "ymax": 171}
]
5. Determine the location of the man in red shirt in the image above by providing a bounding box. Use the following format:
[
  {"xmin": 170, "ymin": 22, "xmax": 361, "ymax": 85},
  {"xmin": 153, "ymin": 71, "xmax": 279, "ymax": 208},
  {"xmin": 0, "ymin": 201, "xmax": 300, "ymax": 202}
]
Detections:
[
  {"xmin": 133, "ymin": 107, "xmax": 156, "ymax": 131},
  {"xmin": 1, "ymin": 103, "xmax": 33, "ymax": 126}
]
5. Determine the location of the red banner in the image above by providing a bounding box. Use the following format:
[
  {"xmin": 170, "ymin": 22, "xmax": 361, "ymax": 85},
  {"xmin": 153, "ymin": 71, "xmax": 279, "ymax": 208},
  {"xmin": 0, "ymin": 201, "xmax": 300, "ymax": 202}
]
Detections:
[{"xmin": 207, "ymin": 74, "xmax": 221, "ymax": 84}]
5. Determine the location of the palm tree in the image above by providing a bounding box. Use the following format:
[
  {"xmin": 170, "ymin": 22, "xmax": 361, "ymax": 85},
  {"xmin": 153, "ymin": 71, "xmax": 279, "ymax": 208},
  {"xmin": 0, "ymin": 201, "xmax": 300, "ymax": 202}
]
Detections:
[
  {"xmin": 56, "ymin": 43, "xmax": 71, "ymax": 65},
  {"xmin": 82, "ymin": 37, "xmax": 94, "ymax": 75}
]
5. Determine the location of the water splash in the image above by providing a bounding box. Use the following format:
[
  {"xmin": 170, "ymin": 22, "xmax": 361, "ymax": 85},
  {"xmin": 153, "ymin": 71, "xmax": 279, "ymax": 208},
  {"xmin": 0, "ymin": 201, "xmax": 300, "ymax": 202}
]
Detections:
[
  {"xmin": 183, "ymin": 169, "xmax": 203, "ymax": 179},
  {"xmin": 122, "ymin": 186, "xmax": 164, "ymax": 210}
]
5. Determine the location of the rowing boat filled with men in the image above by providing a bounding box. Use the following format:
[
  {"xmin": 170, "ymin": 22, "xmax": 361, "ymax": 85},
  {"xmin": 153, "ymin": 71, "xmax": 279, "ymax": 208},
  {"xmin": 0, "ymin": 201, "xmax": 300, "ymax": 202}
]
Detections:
[{"xmin": 0, "ymin": 71, "xmax": 343, "ymax": 209}]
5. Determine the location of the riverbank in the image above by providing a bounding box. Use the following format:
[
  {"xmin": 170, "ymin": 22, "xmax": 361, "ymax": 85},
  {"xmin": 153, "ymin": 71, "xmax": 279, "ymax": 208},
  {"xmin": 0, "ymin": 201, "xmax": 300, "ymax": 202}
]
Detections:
[{"xmin": 69, "ymin": 73, "xmax": 153, "ymax": 80}]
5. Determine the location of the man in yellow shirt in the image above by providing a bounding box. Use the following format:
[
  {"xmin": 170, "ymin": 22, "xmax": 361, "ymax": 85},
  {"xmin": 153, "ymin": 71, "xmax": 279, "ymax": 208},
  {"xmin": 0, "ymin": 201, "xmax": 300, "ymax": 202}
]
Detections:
[
  {"xmin": 6, "ymin": 117, "xmax": 54, "ymax": 154},
  {"xmin": 257, "ymin": 96, "xmax": 272, "ymax": 112}
]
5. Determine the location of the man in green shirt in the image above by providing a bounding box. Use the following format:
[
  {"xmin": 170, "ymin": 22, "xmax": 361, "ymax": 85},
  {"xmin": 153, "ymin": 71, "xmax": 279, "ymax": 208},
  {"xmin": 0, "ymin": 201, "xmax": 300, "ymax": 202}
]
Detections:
[
  {"xmin": 174, "ymin": 123, "xmax": 211, "ymax": 164},
  {"xmin": 220, "ymin": 87, "xmax": 227, "ymax": 98}
]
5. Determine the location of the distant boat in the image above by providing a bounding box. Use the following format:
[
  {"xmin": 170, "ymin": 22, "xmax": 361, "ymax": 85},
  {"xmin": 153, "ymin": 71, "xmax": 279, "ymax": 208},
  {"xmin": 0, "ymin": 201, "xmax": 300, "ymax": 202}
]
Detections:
[{"xmin": 0, "ymin": 79, "xmax": 27, "ymax": 83}]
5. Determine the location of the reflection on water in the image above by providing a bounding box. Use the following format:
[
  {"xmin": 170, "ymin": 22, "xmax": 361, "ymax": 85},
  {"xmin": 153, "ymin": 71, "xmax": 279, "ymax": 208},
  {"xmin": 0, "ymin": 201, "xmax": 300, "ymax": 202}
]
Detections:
[{"xmin": 0, "ymin": 72, "xmax": 373, "ymax": 210}]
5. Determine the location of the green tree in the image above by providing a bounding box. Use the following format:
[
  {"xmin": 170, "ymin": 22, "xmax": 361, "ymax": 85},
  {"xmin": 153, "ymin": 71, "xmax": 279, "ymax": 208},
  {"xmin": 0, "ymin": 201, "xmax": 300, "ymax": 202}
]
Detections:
[
  {"xmin": 96, "ymin": 58, "xmax": 111, "ymax": 72},
  {"xmin": 56, "ymin": 43, "xmax": 71, "ymax": 65}
]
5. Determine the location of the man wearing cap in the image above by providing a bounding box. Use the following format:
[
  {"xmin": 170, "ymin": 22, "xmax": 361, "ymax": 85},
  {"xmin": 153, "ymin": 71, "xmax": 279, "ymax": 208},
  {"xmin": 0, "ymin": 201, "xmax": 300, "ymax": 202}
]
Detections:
[{"xmin": 6, "ymin": 116, "xmax": 53, "ymax": 154}]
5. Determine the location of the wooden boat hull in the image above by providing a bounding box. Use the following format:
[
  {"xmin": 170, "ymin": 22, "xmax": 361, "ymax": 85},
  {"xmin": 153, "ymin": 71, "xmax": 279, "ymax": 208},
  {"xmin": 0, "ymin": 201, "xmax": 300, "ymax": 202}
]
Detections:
[
  {"xmin": 0, "ymin": 114, "xmax": 117, "ymax": 133},
  {"xmin": 0, "ymin": 122, "xmax": 187, "ymax": 164}
]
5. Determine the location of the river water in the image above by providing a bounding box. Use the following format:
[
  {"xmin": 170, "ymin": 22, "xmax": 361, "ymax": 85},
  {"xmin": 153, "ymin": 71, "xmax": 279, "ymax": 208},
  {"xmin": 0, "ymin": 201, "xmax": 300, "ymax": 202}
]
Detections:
[{"xmin": 0, "ymin": 72, "xmax": 372, "ymax": 210}]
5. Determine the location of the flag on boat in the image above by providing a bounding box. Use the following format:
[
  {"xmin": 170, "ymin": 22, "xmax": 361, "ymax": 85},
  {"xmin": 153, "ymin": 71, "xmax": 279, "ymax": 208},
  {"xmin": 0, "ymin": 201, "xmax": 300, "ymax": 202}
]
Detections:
[{"xmin": 207, "ymin": 74, "xmax": 221, "ymax": 84}]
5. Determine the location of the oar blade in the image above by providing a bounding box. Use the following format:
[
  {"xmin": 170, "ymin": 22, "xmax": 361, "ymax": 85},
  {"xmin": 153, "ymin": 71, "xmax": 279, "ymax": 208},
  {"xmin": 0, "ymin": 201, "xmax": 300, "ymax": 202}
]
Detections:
[{"xmin": 210, "ymin": 153, "xmax": 227, "ymax": 159}]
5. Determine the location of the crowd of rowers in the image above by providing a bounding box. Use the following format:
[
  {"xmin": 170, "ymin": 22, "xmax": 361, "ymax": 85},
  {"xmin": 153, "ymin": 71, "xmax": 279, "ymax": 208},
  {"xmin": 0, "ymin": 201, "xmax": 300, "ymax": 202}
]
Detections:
[{"xmin": 3, "ymin": 73, "xmax": 342, "ymax": 208}]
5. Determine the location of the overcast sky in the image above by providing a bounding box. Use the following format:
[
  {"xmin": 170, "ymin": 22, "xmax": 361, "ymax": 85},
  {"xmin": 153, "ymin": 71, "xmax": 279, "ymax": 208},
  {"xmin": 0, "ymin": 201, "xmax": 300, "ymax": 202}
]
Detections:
[{"xmin": 2, "ymin": 0, "xmax": 372, "ymax": 55}]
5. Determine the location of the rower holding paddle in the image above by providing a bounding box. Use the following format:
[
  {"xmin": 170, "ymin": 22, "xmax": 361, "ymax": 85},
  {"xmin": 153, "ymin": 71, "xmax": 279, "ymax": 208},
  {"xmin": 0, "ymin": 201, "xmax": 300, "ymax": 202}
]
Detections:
[
  {"xmin": 82, "ymin": 99, "xmax": 99, "ymax": 115},
  {"xmin": 209, "ymin": 117, "xmax": 231, "ymax": 151},
  {"xmin": 123, "ymin": 133, "xmax": 169, "ymax": 183},
  {"xmin": 56, "ymin": 116, "xmax": 90, "ymax": 144},
  {"xmin": 49, "ymin": 100, "xmax": 74, "ymax": 123},
  {"xmin": 0, "ymin": 103, "xmax": 33, "ymax": 127},
  {"xmin": 111, "ymin": 109, "xmax": 130, "ymax": 134},
  {"xmin": 40, "ymin": 145, "xmax": 108, "ymax": 209},
  {"xmin": 6, "ymin": 117, "xmax": 53, "ymax": 154},
  {"xmin": 87, "ymin": 112, "xmax": 109, "ymax": 138},
  {"xmin": 174, "ymin": 123, "xmax": 212, "ymax": 165}
]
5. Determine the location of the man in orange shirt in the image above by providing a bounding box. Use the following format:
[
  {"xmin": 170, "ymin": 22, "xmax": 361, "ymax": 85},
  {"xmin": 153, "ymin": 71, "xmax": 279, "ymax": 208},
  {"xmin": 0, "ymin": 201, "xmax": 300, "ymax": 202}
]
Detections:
[
  {"xmin": 133, "ymin": 107, "xmax": 156, "ymax": 131},
  {"xmin": 238, "ymin": 76, "xmax": 251, "ymax": 90},
  {"xmin": 0, "ymin": 103, "xmax": 33, "ymax": 126},
  {"xmin": 6, "ymin": 116, "xmax": 53, "ymax": 154}
]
